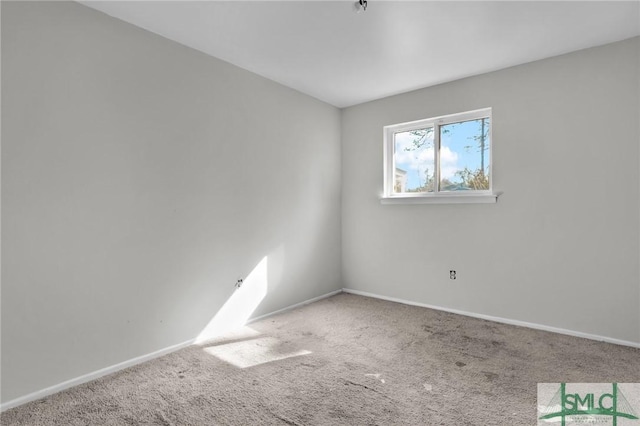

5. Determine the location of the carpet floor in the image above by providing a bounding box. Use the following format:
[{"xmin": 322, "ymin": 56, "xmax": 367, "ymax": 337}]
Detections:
[{"xmin": 2, "ymin": 293, "xmax": 639, "ymax": 425}]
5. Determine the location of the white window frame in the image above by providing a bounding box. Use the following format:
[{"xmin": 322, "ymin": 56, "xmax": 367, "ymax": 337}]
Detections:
[{"xmin": 382, "ymin": 108, "xmax": 498, "ymax": 204}]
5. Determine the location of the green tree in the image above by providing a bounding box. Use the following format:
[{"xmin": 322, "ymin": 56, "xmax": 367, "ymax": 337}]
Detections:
[{"xmin": 455, "ymin": 167, "xmax": 489, "ymax": 190}]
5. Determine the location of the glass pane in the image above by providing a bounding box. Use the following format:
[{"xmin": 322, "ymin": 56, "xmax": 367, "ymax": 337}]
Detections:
[
  {"xmin": 394, "ymin": 128, "xmax": 435, "ymax": 193},
  {"xmin": 439, "ymin": 118, "xmax": 490, "ymax": 191}
]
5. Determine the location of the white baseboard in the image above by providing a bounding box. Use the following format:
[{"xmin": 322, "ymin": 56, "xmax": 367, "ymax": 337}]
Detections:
[
  {"xmin": 0, "ymin": 338, "xmax": 195, "ymax": 412},
  {"xmin": 1, "ymin": 288, "xmax": 343, "ymax": 412},
  {"xmin": 248, "ymin": 288, "xmax": 343, "ymax": 324},
  {"xmin": 4, "ymin": 287, "xmax": 635, "ymax": 412},
  {"xmin": 342, "ymin": 288, "xmax": 640, "ymax": 349}
]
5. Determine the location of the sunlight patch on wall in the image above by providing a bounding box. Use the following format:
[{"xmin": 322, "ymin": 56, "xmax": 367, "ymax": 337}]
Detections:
[
  {"xmin": 204, "ymin": 337, "xmax": 312, "ymax": 368},
  {"xmin": 195, "ymin": 256, "xmax": 268, "ymax": 344}
]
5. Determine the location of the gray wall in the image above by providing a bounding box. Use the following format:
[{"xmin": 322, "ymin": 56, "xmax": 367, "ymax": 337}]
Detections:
[
  {"xmin": 1, "ymin": 2, "xmax": 341, "ymax": 402},
  {"xmin": 342, "ymin": 37, "xmax": 640, "ymax": 344}
]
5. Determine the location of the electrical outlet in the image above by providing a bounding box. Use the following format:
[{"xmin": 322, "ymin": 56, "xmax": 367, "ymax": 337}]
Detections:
[{"xmin": 449, "ymin": 270, "xmax": 456, "ymax": 280}]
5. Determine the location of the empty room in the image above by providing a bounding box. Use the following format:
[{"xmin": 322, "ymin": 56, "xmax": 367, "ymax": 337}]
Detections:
[{"xmin": 2, "ymin": 1, "xmax": 639, "ymax": 425}]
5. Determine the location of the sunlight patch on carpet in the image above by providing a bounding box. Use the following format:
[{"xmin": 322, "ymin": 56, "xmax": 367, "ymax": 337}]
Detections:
[
  {"xmin": 204, "ymin": 337, "xmax": 311, "ymax": 368},
  {"xmin": 198, "ymin": 326, "xmax": 262, "ymax": 346}
]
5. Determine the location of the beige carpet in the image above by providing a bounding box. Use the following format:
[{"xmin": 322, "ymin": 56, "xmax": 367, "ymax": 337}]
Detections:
[{"xmin": 2, "ymin": 293, "xmax": 639, "ymax": 425}]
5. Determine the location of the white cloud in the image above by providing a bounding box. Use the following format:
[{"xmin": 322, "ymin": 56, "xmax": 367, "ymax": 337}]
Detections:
[
  {"xmin": 394, "ymin": 132, "xmax": 459, "ymax": 181},
  {"xmin": 440, "ymin": 146, "xmax": 459, "ymax": 180}
]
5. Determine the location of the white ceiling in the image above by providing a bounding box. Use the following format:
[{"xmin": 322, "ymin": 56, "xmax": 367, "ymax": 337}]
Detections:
[{"xmin": 80, "ymin": 1, "xmax": 640, "ymax": 108}]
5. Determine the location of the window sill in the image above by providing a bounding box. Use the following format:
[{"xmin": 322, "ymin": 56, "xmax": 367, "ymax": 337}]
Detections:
[{"xmin": 380, "ymin": 192, "xmax": 500, "ymax": 205}]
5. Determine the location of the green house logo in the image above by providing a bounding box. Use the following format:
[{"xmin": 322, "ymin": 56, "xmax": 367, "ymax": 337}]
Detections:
[{"xmin": 538, "ymin": 383, "xmax": 639, "ymax": 425}]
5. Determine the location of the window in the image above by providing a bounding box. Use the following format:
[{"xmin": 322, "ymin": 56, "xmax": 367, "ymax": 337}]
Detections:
[{"xmin": 382, "ymin": 108, "xmax": 497, "ymax": 204}]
